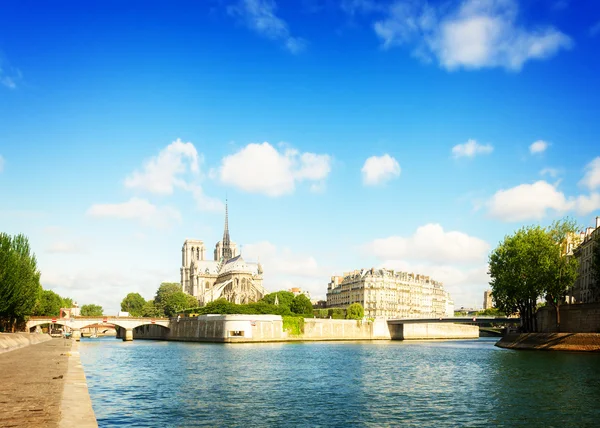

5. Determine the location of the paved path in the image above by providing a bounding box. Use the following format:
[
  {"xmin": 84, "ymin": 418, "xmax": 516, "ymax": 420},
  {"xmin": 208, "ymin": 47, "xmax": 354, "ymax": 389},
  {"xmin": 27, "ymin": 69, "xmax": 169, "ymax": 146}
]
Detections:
[{"xmin": 0, "ymin": 338, "xmax": 72, "ymax": 428}]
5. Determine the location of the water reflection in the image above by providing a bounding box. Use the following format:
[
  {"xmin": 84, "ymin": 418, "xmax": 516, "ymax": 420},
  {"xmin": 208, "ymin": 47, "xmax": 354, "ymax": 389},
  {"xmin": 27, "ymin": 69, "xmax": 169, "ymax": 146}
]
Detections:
[{"xmin": 79, "ymin": 338, "xmax": 600, "ymax": 427}]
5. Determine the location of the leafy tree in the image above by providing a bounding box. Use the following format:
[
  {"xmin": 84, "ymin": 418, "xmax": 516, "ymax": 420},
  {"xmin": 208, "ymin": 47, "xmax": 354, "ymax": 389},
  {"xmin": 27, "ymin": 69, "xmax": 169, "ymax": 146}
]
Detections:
[
  {"xmin": 346, "ymin": 303, "xmax": 365, "ymax": 320},
  {"xmin": 162, "ymin": 292, "xmax": 198, "ymax": 317},
  {"xmin": 33, "ymin": 290, "xmax": 65, "ymax": 316},
  {"xmin": 489, "ymin": 219, "xmax": 581, "ymax": 333},
  {"xmin": 154, "ymin": 282, "xmax": 182, "ymax": 313},
  {"xmin": 489, "ymin": 225, "xmax": 552, "ymax": 332},
  {"xmin": 81, "ymin": 304, "xmax": 103, "ymax": 316},
  {"xmin": 290, "ymin": 294, "xmax": 313, "ymax": 315},
  {"xmin": 545, "ymin": 218, "xmax": 580, "ymax": 331},
  {"xmin": 0, "ymin": 233, "xmax": 42, "ymax": 331},
  {"xmin": 476, "ymin": 308, "xmax": 506, "ymax": 317},
  {"xmin": 261, "ymin": 291, "xmax": 295, "ymax": 308},
  {"xmin": 120, "ymin": 292, "xmax": 146, "ymax": 316},
  {"xmin": 141, "ymin": 299, "xmax": 162, "ymax": 317}
]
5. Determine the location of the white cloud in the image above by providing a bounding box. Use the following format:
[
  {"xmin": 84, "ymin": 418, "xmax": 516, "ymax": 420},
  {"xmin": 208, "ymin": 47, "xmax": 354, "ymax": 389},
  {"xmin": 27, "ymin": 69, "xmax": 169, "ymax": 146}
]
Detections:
[
  {"xmin": 361, "ymin": 154, "xmax": 401, "ymax": 186},
  {"xmin": 228, "ymin": 0, "xmax": 306, "ymax": 53},
  {"xmin": 125, "ymin": 138, "xmax": 199, "ymax": 195},
  {"xmin": 590, "ymin": 21, "xmax": 600, "ymax": 37},
  {"xmin": 452, "ymin": 139, "xmax": 493, "ymax": 158},
  {"xmin": 0, "ymin": 154, "xmax": 4, "ymax": 172},
  {"xmin": 486, "ymin": 179, "xmax": 600, "ymax": 222},
  {"xmin": 185, "ymin": 184, "xmax": 225, "ymax": 212},
  {"xmin": 219, "ymin": 142, "xmax": 331, "ymax": 197},
  {"xmin": 365, "ymin": 223, "xmax": 490, "ymax": 264},
  {"xmin": 0, "ymin": 57, "xmax": 20, "ymax": 89},
  {"xmin": 243, "ymin": 241, "xmax": 330, "ymax": 299},
  {"xmin": 46, "ymin": 241, "xmax": 84, "ymax": 254},
  {"xmin": 579, "ymin": 156, "xmax": 600, "ymax": 191},
  {"xmin": 540, "ymin": 167, "xmax": 560, "ymax": 178},
  {"xmin": 572, "ymin": 193, "xmax": 600, "ymax": 215},
  {"xmin": 341, "ymin": 0, "xmax": 385, "ymax": 15},
  {"xmin": 363, "ymin": 223, "xmax": 491, "ymax": 307},
  {"xmin": 487, "ymin": 180, "xmax": 569, "ymax": 221},
  {"xmin": 529, "ymin": 140, "xmax": 549, "ymax": 154},
  {"xmin": 370, "ymin": 0, "xmax": 572, "ymax": 71},
  {"xmin": 41, "ymin": 267, "xmax": 172, "ymax": 314},
  {"xmin": 86, "ymin": 197, "xmax": 181, "ymax": 229}
]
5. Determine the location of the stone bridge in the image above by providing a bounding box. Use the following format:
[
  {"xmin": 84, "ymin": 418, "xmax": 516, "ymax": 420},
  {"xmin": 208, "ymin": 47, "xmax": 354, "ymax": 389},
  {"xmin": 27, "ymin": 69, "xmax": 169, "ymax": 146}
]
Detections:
[
  {"xmin": 26, "ymin": 316, "xmax": 171, "ymax": 341},
  {"xmin": 387, "ymin": 317, "xmax": 521, "ymax": 325}
]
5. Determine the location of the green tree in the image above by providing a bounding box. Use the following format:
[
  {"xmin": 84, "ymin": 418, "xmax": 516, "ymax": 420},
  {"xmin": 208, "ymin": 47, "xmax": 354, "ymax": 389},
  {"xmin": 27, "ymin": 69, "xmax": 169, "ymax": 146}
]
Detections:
[
  {"xmin": 489, "ymin": 219, "xmax": 581, "ymax": 333},
  {"xmin": 141, "ymin": 299, "xmax": 162, "ymax": 317},
  {"xmin": 0, "ymin": 233, "xmax": 42, "ymax": 331},
  {"xmin": 260, "ymin": 291, "xmax": 295, "ymax": 308},
  {"xmin": 80, "ymin": 304, "xmax": 103, "ymax": 316},
  {"xmin": 162, "ymin": 292, "xmax": 198, "ymax": 317},
  {"xmin": 489, "ymin": 225, "xmax": 552, "ymax": 332},
  {"xmin": 475, "ymin": 308, "xmax": 506, "ymax": 317},
  {"xmin": 120, "ymin": 293, "xmax": 146, "ymax": 316},
  {"xmin": 290, "ymin": 294, "xmax": 313, "ymax": 315},
  {"xmin": 33, "ymin": 290, "xmax": 64, "ymax": 316},
  {"xmin": 154, "ymin": 282, "xmax": 182, "ymax": 314},
  {"xmin": 346, "ymin": 303, "xmax": 365, "ymax": 320},
  {"xmin": 545, "ymin": 218, "xmax": 580, "ymax": 331}
]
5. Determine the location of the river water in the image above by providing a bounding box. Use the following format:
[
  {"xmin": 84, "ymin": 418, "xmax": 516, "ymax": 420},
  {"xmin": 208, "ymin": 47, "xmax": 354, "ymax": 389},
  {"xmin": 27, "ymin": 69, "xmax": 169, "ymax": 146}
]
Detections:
[{"xmin": 79, "ymin": 337, "xmax": 600, "ymax": 427}]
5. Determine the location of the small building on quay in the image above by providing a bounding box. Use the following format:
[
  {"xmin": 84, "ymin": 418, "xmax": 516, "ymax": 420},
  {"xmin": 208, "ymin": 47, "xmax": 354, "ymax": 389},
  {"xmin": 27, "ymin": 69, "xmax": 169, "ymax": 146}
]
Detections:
[{"xmin": 326, "ymin": 268, "xmax": 454, "ymax": 319}]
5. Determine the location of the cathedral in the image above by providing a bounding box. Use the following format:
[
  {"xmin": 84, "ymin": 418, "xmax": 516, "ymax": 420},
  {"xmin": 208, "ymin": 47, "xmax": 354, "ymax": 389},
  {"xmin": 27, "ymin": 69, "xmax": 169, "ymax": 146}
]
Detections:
[{"xmin": 180, "ymin": 202, "xmax": 266, "ymax": 305}]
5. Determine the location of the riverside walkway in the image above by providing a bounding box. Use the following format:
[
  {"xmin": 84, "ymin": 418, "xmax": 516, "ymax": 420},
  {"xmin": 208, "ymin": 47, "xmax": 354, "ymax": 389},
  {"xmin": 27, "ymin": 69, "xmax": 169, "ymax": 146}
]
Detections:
[{"xmin": 0, "ymin": 338, "xmax": 71, "ymax": 427}]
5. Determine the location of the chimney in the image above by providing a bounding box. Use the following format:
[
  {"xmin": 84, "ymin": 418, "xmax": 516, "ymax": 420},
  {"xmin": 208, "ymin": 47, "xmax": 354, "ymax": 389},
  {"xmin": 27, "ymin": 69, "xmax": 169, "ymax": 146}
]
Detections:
[{"xmin": 596, "ymin": 216, "xmax": 600, "ymax": 229}]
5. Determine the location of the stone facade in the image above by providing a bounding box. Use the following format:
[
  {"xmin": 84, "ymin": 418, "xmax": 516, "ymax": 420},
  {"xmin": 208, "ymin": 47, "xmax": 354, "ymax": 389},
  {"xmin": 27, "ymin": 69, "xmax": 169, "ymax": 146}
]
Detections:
[
  {"xmin": 326, "ymin": 268, "xmax": 454, "ymax": 319},
  {"xmin": 180, "ymin": 202, "xmax": 265, "ymax": 305},
  {"xmin": 572, "ymin": 217, "xmax": 600, "ymax": 303}
]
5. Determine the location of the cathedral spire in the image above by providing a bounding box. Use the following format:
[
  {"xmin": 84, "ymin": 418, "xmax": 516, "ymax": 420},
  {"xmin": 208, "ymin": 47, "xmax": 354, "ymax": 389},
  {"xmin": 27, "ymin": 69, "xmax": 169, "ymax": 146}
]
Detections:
[{"xmin": 222, "ymin": 199, "xmax": 232, "ymax": 261}]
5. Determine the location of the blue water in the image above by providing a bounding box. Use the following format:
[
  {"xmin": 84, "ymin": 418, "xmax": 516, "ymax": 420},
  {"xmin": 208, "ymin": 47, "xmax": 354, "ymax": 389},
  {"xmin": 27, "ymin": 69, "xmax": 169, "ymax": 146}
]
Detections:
[{"xmin": 79, "ymin": 337, "xmax": 600, "ymax": 427}]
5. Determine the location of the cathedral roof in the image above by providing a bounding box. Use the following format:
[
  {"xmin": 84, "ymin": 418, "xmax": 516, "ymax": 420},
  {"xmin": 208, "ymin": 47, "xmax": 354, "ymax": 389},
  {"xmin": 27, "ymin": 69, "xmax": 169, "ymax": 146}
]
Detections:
[
  {"xmin": 194, "ymin": 260, "xmax": 220, "ymax": 275},
  {"xmin": 219, "ymin": 255, "xmax": 260, "ymax": 275}
]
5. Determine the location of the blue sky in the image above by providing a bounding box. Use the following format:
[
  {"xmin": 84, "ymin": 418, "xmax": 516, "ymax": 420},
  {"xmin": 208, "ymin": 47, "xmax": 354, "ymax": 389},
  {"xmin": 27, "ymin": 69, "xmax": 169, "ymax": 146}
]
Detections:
[{"xmin": 1, "ymin": 0, "xmax": 599, "ymax": 313}]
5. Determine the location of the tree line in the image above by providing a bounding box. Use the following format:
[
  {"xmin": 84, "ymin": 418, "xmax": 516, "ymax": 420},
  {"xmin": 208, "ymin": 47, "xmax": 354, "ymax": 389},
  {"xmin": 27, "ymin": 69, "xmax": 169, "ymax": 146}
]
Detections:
[
  {"xmin": 489, "ymin": 218, "xmax": 600, "ymax": 332},
  {"xmin": 120, "ymin": 285, "xmax": 366, "ymax": 321},
  {"xmin": 1, "ymin": 233, "xmax": 103, "ymax": 331}
]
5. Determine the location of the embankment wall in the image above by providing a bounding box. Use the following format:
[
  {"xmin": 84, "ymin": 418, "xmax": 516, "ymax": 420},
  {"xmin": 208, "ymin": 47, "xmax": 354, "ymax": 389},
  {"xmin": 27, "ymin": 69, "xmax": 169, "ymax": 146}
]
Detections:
[
  {"xmin": 537, "ymin": 303, "xmax": 600, "ymax": 333},
  {"xmin": 388, "ymin": 323, "xmax": 479, "ymax": 340},
  {"xmin": 0, "ymin": 332, "xmax": 52, "ymax": 353},
  {"xmin": 496, "ymin": 333, "xmax": 600, "ymax": 352},
  {"xmin": 134, "ymin": 316, "xmax": 478, "ymax": 342}
]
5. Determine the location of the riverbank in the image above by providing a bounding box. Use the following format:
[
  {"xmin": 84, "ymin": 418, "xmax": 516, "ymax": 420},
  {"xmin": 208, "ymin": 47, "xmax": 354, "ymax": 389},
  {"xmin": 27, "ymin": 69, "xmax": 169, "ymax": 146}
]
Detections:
[
  {"xmin": 0, "ymin": 332, "xmax": 52, "ymax": 353},
  {"xmin": 60, "ymin": 340, "xmax": 98, "ymax": 428},
  {"xmin": 133, "ymin": 315, "xmax": 479, "ymax": 342},
  {"xmin": 496, "ymin": 333, "xmax": 600, "ymax": 352},
  {"xmin": 0, "ymin": 338, "xmax": 70, "ymax": 427},
  {"xmin": 0, "ymin": 336, "xmax": 97, "ymax": 427}
]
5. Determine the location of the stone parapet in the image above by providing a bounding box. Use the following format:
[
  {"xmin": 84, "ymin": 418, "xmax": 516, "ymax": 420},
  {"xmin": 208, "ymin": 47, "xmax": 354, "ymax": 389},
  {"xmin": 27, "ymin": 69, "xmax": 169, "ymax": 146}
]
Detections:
[
  {"xmin": 0, "ymin": 332, "xmax": 52, "ymax": 354},
  {"xmin": 388, "ymin": 323, "xmax": 479, "ymax": 340},
  {"xmin": 537, "ymin": 302, "xmax": 600, "ymax": 333}
]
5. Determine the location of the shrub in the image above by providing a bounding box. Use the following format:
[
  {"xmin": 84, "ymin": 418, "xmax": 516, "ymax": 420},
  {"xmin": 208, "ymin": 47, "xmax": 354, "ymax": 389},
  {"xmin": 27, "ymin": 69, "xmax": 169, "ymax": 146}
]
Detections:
[{"xmin": 282, "ymin": 316, "xmax": 304, "ymax": 336}]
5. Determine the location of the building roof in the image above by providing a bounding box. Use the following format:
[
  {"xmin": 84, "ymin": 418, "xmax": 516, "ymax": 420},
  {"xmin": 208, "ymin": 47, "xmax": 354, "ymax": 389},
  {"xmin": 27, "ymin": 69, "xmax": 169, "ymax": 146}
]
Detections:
[{"xmin": 219, "ymin": 255, "xmax": 260, "ymax": 275}]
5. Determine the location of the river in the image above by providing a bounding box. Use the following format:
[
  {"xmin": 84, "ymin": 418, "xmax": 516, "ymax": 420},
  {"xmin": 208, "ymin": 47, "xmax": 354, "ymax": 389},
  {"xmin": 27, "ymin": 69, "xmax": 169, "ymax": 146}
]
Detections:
[{"xmin": 79, "ymin": 337, "xmax": 600, "ymax": 427}]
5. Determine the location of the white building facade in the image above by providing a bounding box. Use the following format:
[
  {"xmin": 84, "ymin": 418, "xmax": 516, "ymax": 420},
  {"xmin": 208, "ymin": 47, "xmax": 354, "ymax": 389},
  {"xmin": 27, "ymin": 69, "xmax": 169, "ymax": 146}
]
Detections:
[
  {"xmin": 572, "ymin": 216, "xmax": 600, "ymax": 303},
  {"xmin": 326, "ymin": 268, "xmax": 454, "ymax": 319}
]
